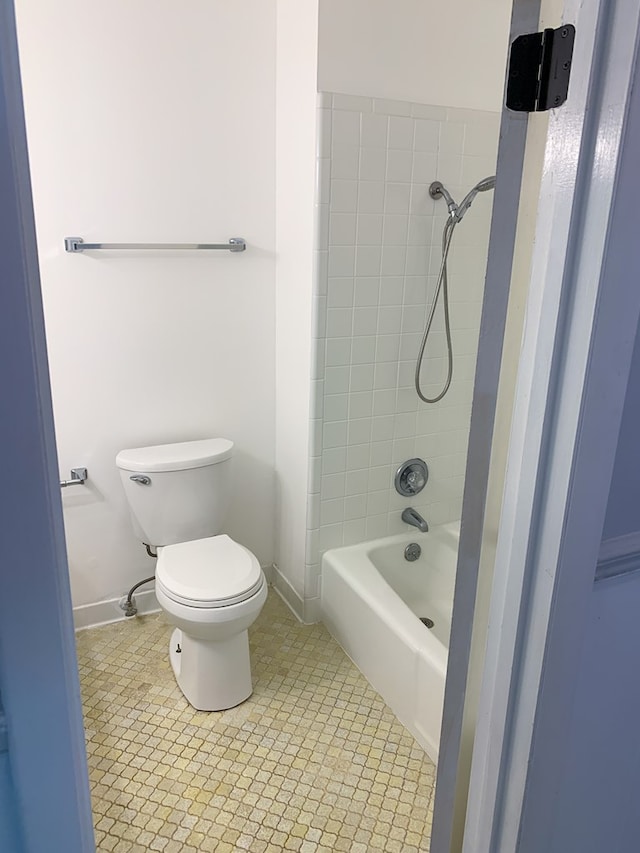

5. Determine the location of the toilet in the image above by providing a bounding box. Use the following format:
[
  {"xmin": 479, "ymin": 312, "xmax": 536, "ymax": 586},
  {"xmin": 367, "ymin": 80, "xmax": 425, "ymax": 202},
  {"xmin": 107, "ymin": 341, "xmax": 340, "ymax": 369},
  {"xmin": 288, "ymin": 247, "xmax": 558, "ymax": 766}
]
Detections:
[{"xmin": 116, "ymin": 438, "xmax": 267, "ymax": 711}]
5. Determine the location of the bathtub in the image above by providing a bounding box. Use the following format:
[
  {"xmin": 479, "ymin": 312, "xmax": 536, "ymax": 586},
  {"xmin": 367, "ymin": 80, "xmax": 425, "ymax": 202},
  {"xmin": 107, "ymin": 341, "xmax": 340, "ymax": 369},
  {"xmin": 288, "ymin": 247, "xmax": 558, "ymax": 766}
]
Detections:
[{"xmin": 321, "ymin": 522, "xmax": 459, "ymax": 763}]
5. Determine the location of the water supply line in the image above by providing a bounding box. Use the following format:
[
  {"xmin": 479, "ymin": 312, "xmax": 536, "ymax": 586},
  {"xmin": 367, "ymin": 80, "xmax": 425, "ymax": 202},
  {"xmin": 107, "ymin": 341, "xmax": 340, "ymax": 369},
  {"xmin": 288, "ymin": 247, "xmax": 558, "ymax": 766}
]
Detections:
[
  {"xmin": 121, "ymin": 543, "xmax": 157, "ymax": 617},
  {"xmin": 415, "ymin": 176, "xmax": 496, "ymax": 403}
]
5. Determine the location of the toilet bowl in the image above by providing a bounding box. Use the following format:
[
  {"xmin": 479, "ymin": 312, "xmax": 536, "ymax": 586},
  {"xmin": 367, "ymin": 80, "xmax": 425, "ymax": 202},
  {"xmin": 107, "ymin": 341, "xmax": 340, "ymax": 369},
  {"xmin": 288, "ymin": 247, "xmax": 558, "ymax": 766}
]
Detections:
[
  {"xmin": 155, "ymin": 535, "xmax": 267, "ymax": 711},
  {"xmin": 116, "ymin": 438, "xmax": 267, "ymax": 711}
]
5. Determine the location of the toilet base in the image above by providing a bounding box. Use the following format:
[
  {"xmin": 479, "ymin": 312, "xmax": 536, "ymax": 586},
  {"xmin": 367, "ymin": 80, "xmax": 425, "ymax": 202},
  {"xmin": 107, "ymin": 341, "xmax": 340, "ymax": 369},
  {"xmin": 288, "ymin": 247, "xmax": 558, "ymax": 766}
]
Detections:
[{"xmin": 169, "ymin": 627, "xmax": 253, "ymax": 711}]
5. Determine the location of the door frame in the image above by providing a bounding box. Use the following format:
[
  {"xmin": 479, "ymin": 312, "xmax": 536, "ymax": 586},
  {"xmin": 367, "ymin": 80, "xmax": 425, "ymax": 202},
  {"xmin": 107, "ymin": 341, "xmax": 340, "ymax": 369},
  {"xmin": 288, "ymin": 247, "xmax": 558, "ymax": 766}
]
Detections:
[
  {"xmin": 0, "ymin": 4, "xmax": 95, "ymax": 851},
  {"xmin": 434, "ymin": 0, "xmax": 640, "ymax": 849},
  {"xmin": 430, "ymin": 0, "xmax": 540, "ymax": 848}
]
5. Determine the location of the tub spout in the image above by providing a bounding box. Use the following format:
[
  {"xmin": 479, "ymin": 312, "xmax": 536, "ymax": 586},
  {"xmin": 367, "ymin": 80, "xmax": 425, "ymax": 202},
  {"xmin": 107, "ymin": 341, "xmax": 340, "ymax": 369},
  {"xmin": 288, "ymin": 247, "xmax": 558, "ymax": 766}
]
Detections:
[{"xmin": 402, "ymin": 507, "xmax": 428, "ymax": 533}]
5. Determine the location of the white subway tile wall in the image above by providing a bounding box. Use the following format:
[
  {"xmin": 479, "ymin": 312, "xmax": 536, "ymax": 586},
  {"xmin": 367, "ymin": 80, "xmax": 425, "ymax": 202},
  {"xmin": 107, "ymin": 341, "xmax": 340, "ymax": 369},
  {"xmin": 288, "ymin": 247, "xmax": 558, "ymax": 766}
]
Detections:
[{"xmin": 307, "ymin": 93, "xmax": 499, "ymax": 600}]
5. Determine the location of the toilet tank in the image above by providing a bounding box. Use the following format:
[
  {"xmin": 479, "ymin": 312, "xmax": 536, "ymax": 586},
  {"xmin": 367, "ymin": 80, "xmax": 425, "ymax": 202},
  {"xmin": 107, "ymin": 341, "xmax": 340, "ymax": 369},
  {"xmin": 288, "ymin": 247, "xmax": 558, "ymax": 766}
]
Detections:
[{"xmin": 116, "ymin": 438, "xmax": 233, "ymax": 547}]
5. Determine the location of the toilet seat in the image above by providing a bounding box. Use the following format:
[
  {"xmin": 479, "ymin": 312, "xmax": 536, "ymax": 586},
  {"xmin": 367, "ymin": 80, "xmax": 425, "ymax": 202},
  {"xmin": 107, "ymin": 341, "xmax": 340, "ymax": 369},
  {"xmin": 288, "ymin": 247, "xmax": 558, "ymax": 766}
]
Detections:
[{"xmin": 156, "ymin": 535, "xmax": 263, "ymax": 608}]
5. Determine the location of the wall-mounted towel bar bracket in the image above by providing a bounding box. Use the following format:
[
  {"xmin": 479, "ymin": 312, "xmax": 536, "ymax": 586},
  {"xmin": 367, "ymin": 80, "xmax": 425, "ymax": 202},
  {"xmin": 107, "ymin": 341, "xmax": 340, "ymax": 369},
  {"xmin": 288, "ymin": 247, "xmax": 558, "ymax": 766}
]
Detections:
[
  {"xmin": 60, "ymin": 467, "xmax": 88, "ymax": 488},
  {"xmin": 64, "ymin": 237, "xmax": 246, "ymax": 253}
]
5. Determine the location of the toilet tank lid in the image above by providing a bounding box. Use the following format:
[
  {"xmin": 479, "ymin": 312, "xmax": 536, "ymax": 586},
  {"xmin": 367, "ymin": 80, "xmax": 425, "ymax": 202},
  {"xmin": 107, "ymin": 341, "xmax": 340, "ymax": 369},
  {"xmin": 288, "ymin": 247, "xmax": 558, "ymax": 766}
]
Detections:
[{"xmin": 116, "ymin": 438, "xmax": 233, "ymax": 472}]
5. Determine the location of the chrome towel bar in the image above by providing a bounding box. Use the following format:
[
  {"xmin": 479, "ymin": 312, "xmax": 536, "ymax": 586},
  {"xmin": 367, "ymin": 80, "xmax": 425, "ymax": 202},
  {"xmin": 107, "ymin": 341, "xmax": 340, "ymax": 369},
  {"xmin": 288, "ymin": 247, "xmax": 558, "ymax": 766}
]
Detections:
[
  {"xmin": 64, "ymin": 237, "xmax": 246, "ymax": 253},
  {"xmin": 60, "ymin": 467, "xmax": 88, "ymax": 488}
]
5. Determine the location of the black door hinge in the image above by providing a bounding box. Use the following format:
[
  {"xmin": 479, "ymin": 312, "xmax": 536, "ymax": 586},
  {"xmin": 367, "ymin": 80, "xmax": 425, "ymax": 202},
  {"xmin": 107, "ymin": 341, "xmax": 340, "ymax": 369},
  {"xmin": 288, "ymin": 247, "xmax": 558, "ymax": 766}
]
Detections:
[{"xmin": 506, "ymin": 25, "xmax": 575, "ymax": 112}]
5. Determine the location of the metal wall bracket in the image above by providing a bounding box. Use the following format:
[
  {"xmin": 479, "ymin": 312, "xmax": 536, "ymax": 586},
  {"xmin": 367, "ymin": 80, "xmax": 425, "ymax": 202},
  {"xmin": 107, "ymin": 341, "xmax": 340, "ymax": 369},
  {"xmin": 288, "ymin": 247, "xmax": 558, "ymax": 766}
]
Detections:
[
  {"xmin": 60, "ymin": 467, "xmax": 88, "ymax": 488},
  {"xmin": 506, "ymin": 24, "xmax": 575, "ymax": 112}
]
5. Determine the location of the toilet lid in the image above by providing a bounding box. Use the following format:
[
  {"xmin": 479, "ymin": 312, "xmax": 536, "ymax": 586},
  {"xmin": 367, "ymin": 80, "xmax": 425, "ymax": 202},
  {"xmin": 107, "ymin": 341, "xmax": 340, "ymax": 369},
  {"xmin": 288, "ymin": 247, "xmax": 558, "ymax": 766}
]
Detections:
[{"xmin": 156, "ymin": 535, "xmax": 263, "ymax": 607}]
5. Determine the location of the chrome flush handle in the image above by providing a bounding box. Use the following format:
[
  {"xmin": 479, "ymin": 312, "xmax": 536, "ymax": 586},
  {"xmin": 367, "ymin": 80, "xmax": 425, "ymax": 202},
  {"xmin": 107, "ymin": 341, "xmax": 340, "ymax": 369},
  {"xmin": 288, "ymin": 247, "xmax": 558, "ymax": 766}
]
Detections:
[{"xmin": 129, "ymin": 475, "xmax": 151, "ymax": 485}]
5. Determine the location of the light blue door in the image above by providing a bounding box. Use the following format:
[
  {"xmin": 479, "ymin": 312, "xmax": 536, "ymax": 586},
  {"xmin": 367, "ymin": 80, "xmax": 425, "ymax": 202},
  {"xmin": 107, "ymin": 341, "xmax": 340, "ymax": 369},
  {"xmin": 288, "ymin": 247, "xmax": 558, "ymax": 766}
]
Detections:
[{"xmin": 0, "ymin": 3, "xmax": 95, "ymax": 851}]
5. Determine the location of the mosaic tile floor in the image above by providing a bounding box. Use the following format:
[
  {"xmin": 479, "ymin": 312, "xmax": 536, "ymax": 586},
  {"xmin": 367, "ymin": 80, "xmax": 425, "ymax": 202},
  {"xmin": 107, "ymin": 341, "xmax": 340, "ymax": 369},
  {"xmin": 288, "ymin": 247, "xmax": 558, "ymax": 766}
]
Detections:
[{"xmin": 77, "ymin": 590, "xmax": 435, "ymax": 852}]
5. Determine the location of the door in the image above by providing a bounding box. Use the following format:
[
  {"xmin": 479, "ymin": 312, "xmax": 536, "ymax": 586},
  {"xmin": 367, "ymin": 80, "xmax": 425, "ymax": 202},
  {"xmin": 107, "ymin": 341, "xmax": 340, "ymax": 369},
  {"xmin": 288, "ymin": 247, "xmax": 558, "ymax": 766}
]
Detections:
[
  {"xmin": 0, "ymin": 4, "xmax": 95, "ymax": 852},
  {"xmin": 433, "ymin": 0, "xmax": 640, "ymax": 850}
]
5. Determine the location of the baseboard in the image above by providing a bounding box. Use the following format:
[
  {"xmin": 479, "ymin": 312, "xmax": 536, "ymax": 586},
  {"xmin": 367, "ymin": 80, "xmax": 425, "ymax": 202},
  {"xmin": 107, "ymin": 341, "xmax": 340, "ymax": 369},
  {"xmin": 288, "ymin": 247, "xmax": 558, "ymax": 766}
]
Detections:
[
  {"xmin": 303, "ymin": 597, "xmax": 322, "ymax": 624},
  {"xmin": 74, "ymin": 563, "xmax": 276, "ymax": 632},
  {"xmin": 270, "ymin": 565, "xmax": 321, "ymax": 625},
  {"xmin": 271, "ymin": 564, "xmax": 306, "ymax": 622},
  {"xmin": 73, "ymin": 588, "xmax": 160, "ymax": 632}
]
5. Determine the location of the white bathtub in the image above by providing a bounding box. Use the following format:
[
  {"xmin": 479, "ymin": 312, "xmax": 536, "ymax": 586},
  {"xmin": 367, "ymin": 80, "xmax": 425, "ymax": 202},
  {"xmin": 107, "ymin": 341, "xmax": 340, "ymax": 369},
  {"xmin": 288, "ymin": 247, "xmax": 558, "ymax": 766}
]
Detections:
[{"xmin": 321, "ymin": 522, "xmax": 458, "ymax": 763}]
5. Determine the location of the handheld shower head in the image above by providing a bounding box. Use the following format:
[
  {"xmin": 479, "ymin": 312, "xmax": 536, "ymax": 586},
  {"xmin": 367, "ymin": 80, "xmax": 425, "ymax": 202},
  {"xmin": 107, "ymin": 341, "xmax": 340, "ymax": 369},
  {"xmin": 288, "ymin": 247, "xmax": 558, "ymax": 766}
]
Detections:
[
  {"xmin": 455, "ymin": 175, "xmax": 496, "ymax": 222},
  {"xmin": 475, "ymin": 175, "xmax": 497, "ymax": 192}
]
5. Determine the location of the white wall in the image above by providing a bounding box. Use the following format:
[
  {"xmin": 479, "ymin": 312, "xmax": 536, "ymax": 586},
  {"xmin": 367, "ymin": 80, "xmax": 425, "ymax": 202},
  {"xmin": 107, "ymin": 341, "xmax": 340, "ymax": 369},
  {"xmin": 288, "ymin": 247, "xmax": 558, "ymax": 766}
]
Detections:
[
  {"xmin": 273, "ymin": 0, "xmax": 319, "ymax": 618},
  {"xmin": 318, "ymin": 0, "xmax": 513, "ymax": 113},
  {"xmin": 16, "ymin": 1, "xmax": 276, "ymax": 611}
]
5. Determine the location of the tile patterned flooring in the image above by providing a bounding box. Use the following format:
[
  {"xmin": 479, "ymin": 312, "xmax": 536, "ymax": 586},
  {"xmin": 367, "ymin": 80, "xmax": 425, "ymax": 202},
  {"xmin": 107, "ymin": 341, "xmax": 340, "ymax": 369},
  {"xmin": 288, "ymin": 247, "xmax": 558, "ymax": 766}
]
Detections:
[{"xmin": 77, "ymin": 591, "xmax": 435, "ymax": 852}]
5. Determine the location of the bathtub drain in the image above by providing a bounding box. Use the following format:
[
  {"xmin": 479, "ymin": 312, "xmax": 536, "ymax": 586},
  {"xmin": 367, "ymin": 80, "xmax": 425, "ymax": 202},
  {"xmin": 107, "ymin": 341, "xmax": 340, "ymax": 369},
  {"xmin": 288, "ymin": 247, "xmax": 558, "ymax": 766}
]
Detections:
[{"xmin": 420, "ymin": 617, "xmax": 435, "ymax": 629}]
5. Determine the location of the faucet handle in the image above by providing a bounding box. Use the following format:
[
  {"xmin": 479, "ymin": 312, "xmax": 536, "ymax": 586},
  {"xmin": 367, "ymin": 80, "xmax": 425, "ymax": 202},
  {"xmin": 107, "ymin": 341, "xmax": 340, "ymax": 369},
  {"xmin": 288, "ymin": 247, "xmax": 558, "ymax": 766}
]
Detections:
[
  {"xmin": 395, "ymin": 458, "xmax": 429, "ymax": 496},
  {"xmin": 406, "ymin": 470, "xmax": 425, "ymax": 492}
]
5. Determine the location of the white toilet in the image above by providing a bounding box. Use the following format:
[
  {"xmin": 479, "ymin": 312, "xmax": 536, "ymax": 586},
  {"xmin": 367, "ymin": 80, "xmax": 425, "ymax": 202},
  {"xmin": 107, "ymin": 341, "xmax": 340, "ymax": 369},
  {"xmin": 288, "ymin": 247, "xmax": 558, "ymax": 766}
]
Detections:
[{"xmin": 116, "ymin": 438, "xmax": 267, "ymax": 711}]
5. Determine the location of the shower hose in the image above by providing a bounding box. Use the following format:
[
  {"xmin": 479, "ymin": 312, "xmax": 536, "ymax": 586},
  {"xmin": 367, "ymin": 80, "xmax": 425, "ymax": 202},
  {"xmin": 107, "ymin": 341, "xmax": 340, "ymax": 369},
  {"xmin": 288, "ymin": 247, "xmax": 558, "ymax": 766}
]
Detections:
[{"xmin": 414, "ymin": 215, "xmax": 458, "ymax": 403}]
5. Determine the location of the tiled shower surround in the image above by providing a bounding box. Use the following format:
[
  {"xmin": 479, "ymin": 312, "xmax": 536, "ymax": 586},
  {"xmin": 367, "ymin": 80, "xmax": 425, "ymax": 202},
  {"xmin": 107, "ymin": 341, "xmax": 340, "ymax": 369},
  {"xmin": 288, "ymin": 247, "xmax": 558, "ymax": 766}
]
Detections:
[{"xmin": 306, "ymin": 93, "xmax": 499, "ymax": 603}]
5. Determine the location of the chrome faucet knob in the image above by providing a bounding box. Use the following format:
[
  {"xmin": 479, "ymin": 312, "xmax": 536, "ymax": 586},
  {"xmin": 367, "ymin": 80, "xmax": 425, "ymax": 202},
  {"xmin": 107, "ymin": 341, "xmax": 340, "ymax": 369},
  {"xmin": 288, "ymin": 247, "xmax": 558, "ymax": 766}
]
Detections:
[
  {"xmin": 406, "ymin": 470, "xmax": 425, "ymax": 492},
  {"xmin": 395, "ymin": 459, "xmax": 429, "ymax": 497}
]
